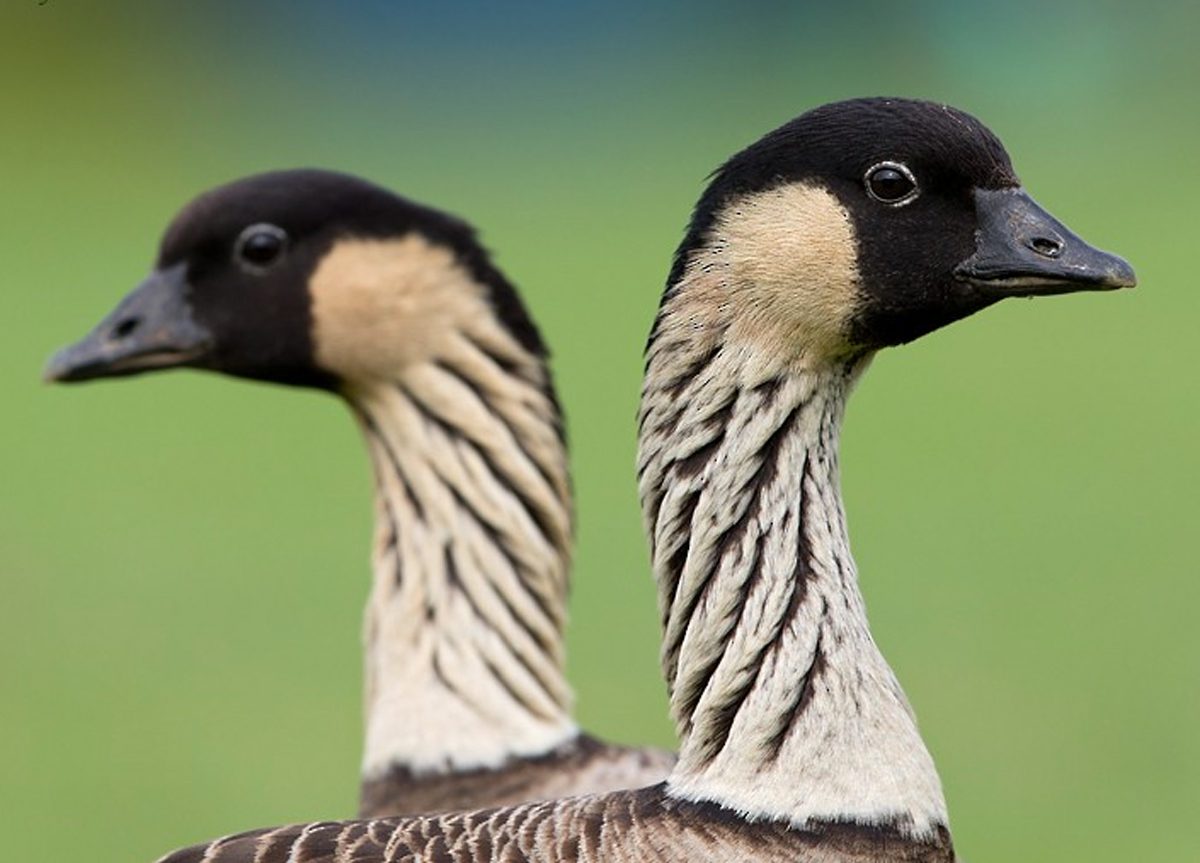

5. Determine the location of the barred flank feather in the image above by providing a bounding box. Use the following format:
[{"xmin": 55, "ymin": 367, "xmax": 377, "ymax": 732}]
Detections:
[{"xmin": 157, "ymin": 786, "xmax": 954, "ymax": 863}]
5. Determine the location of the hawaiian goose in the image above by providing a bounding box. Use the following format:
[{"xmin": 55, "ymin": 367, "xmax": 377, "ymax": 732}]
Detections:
[
  {"xmin": 77, "ymin": 97, "xmax": 1135, "ymax": 862},
  {"xmin": 45, "ymin": 170, "xmax": 673, "ymax": 816}
]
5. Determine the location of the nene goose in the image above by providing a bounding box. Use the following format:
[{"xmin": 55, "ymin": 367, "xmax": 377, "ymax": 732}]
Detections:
[
  {"xmin": 45, "ymin": 169, "xmax": 674, "ymax": 816},
  {"xmin": 89, "ymin": 97, "xmax": 1137, "ymax": 862}
]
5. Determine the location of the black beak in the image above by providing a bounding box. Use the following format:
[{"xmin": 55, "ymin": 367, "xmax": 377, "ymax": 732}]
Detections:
[
  {"xmin": 955, "ymin": 188, "xmax": 1137, "ymax": 296},
  {"xmin": 44, "ymin": 263, "xmax": 213, "ymax": 383}
]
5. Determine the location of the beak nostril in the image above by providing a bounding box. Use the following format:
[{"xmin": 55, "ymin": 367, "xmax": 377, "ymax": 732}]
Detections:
[
  {"xmin": 1029, "ymin": 236, "xmax": 1063, "ymax": 258},
  {"xmin": 112, "ymin": 317, "xmax": 141, "ymax": 339}
]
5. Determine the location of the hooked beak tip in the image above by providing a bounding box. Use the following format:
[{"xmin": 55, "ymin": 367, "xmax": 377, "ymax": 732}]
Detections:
[
  {"xmin": 1104, "ymin": 257, "xmax": 1138, "ymax": 290},
  {"xmin": 42, "ymin": 348, "xmax": 81, "ymax": 384}
]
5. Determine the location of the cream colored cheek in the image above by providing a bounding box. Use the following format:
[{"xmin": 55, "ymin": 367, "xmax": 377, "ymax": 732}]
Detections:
[
  {"xmin": 309, "ymin": 235, "xmax": 488, "ymax": 379},
  {"xmin": 717, "ymin": 184, "xmax": 862, "ymax": 357}
]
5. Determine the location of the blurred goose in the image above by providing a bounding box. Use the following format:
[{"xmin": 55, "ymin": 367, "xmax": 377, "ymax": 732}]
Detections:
[
  {"xmin": 86, "ymin": 97, "xmax": 1134, "ymax": 862},
  {"xmin": 46, "ymin": 170, "xmax": 674, "ymax": 816}
]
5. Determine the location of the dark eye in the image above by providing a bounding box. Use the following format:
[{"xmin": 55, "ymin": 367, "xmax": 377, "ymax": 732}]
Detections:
[
  {"xmin": 864, "ymin": 162, "xmax": 918, "ymax": 206},
  {"xmin": 234, "ymin": 223, "xmax": 288, "ymax": 271}
]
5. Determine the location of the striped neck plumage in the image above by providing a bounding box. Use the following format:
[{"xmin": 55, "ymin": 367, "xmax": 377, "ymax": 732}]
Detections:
[
  {"xmin": 638, "ymin": 290, "xmax": 948, "ymax": 838},
  {"xmin": 346, "ymin": 324, "xmax": 577, "ymax": 778}
]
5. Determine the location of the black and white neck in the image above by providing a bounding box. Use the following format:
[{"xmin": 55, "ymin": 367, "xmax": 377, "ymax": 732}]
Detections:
[
  {"xmin": 637, "ymin": 182, "xmax": 947, "ymax": 837},
  {"xmin": 307, "ymin": 233, "xmax": 579, "ymax": 777}
]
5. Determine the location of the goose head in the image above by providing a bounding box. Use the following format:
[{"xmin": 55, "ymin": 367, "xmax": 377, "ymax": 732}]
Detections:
[
  {"xmin": 45, "ymin": 169, "xmax": 545, "ymax": 389},
  {"xmin": 663, "ymin": 97, "xmax": 1136, "ymax": 367}
]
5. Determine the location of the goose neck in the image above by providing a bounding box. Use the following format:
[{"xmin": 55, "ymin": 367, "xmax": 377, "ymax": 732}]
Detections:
[
  {"xmin": 346, "ymin": 341, "xmax": 577, "ymax": 776},
  {"xmin": 638, "ymin": 337, "xmax": 948, "ymax": 837}
]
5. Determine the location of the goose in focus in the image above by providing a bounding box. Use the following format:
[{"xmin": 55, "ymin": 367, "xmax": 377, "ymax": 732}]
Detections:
[
  {"xmin": 101, "ymin": 97, "xmax": 1134, "ymax": 862},
  {"xmin": 45, "ymin": 170, "xmax": 674, "ymax": 816}
]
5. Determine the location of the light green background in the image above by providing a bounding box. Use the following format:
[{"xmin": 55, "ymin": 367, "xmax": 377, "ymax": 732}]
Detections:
[{"xmin": 2, "ymin": 3, "xmax": 1196, "ymax": 861}]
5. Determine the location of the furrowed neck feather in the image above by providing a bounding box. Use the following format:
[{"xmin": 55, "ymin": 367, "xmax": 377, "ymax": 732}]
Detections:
[
  {"xmin": 314, "ymin": 237, "xmax": 577, "ymax": 776},
  {"xmin": 638, "ymin": 239, "xmax": 948, "ymax": 837}
]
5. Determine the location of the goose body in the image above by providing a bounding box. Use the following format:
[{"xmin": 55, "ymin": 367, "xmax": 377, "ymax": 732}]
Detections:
[
  {"xmin": 47, "ymin": 171, "xmax": 672, "ymax": 816},
  {"xmin": 55, "ymin": 98, "xmax": 1134, "ymax": 862}
]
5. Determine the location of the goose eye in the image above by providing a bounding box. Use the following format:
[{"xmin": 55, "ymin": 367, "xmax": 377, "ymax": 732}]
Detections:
[
  {"xmin": 235, "ymin": 224, "xmax": 288, "ymax": 271},
  {"xmin": 865, "ymin": 162, "xmax": 918, "ymax": 206}
]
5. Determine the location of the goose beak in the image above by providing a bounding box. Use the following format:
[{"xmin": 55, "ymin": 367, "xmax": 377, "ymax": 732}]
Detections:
[
  {"xmin": 44, "ymin": 263, "xmax": 213, "ymax": 383},
  {"xmin": 955, "ymin": 188, "xmax": 1137, "ymax": 296}
]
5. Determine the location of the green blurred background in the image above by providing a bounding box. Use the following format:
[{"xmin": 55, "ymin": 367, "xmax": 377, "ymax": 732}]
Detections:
[{"xmin": 2, "ymin": 2, "xmax": 1196, "ymax": 860}]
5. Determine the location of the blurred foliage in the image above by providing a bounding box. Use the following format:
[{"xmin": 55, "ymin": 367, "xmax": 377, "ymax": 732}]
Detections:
[{"xmin": 1, "ymin": 2, "xmax": 1196, "ymax": 861}]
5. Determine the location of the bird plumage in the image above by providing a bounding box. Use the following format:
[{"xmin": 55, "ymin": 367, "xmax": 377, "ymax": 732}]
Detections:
[
  {"xmin": 156, "ymin": 786, "xmax": 955, "ymax": 863},
  {"xmin": 51, "ymin": 98, "xmax": 1135, "ymax": 863}
]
